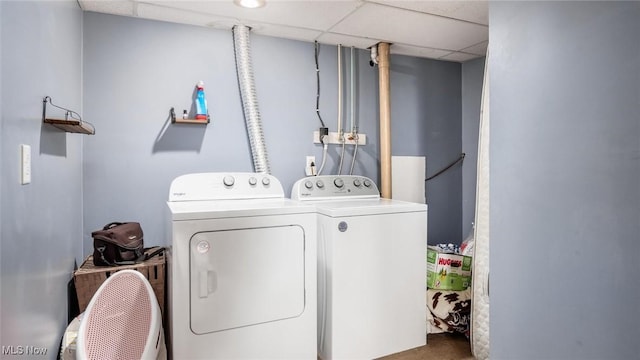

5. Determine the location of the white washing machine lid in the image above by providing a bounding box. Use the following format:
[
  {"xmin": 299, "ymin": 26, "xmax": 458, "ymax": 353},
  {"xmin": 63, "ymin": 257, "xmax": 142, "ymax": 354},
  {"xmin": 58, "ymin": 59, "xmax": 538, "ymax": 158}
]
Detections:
[
  {"xmin": 168, "ymin": 198, "xmax": 316, "ymax": 221},
  {"xmin": 312, "ymin": 198, "xmax": 427, "ymax": 217}
]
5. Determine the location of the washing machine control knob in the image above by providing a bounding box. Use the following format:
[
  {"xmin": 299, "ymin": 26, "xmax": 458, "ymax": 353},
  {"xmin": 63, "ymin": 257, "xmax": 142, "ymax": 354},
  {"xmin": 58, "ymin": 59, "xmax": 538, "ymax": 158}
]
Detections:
[
  {"xmin": 353, "ymin": 179, "xmax": 362, "ymax": 187},
  {"xmin": 248, "ymin": 177, "xmax": 257, "ymax": 186},
  {"xmin": 262, "ymin": 177, "xmax": 271, "ymax": 186},
  {"xmin": 223, "ymin": 176, "xmax": 235, "ymax": 187},
  {"xmin": 316, "ymin": 180, "xmax": 325, "ymax": 189},
  {"xmin": 304, "ymin": 180, "xmax": 313, "ymax": 189},
  {"xmin": 334, "ymin": 178, "xmax": 344, "ymax": 188},
  {"xmin": 363, "ymin": 179, "xmax": 372, "ymax": 187}
]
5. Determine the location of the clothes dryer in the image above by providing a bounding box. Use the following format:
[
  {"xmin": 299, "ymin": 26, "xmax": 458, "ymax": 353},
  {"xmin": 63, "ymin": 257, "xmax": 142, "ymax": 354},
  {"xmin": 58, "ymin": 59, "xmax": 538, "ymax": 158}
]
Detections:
[
  {"xmin": 292, "ymin": 175, "xmax": 427, "ymax": 360},
  {"xmin": 167, "ymin": 173, "xmax": 317, "ymax": 359}
]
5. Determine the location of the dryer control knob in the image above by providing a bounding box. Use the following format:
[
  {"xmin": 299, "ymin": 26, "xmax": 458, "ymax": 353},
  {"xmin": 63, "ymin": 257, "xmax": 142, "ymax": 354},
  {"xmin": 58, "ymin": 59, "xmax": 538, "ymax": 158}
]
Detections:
[
  {"xmin": 248, "ymin": 177, "xmax": 257, "ymax": 186},
  {"xmin": 223, "ymin": 176, "xmax": 235, "ymax": 187},
  {"xmin": 353, "ymin": 179, "xmax": 362, "ymax": 187},
  {"xmin": 363, "ymin": 179, "xmax": 372, "ymax": 187},
  {"xmin": 304, "ymin": 180, "xmax": 313, "ymax": 189},
  {"xmin": 334, "ymin": 178, "xmax": 344, "ymax": 188},
  {"xmin": 262, "ymin": 177, "xmax": 271, "ymax": 186},
  {"xmin": 316, "ymin": 180, "xmax": 325, "ymax": 189}
]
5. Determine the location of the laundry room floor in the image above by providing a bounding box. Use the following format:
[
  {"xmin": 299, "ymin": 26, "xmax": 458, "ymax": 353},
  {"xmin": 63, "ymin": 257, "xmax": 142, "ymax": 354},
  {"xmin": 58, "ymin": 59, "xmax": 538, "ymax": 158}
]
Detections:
[{"xmin": 379, "ymin": 333, "xmax": 474, "ymax": 360}]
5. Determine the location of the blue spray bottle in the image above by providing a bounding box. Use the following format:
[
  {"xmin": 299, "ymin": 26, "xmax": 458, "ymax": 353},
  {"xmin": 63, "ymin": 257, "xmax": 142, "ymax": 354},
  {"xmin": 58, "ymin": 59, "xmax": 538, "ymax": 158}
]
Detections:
[{"xmin": 195, "ymin": 81, "xmax": 208, "ymax": 121}]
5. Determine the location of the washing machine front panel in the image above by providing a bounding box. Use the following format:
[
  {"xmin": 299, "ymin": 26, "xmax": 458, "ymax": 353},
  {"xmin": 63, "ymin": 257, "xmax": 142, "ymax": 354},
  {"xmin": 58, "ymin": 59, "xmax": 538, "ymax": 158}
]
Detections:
[
  {"xmin": 190, "ymin": 225, "xmax": 305, "ymax": 334},
  {"xmin": 319, "ymin": 211, "xmax": 427, "ymax": 359}
]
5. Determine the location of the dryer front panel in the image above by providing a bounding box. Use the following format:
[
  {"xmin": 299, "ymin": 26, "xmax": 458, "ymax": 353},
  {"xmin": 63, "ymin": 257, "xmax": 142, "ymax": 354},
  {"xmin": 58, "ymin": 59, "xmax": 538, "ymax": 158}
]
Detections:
[{"xmin": 189, "ymin": 225, "xmax": 305, "ymax": 334}]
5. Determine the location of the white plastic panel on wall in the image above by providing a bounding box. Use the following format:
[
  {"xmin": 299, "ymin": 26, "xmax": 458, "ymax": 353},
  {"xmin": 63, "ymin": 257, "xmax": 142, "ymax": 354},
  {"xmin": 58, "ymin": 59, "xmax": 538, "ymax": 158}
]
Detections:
[{"xmin": 391, "ymin": 156, "xmax": 425, "ymax": 204}]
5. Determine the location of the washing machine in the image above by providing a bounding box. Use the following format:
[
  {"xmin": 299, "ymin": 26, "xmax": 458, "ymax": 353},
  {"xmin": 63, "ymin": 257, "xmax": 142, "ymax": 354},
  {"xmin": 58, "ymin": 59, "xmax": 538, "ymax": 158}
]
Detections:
[
  {"xmin": 292, "ymin": 175, "xmax": 427, "ymax": 360},
  {"xmin": 166, "ymin": 172, "xmax": 317, "ymax": 359}
]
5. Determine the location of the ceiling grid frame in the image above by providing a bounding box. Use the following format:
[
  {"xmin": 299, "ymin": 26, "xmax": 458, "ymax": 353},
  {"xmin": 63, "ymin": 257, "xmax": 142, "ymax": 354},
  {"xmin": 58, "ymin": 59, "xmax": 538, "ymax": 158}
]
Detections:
[{"xmin": 79, "ymin": 0, "xmax": 488, "ymax": 62}]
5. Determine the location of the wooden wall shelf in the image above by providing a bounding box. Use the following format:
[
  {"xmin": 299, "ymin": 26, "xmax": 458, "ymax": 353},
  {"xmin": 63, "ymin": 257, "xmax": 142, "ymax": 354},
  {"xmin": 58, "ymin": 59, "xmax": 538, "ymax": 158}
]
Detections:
[
  {"xmin": 44, "ymin": 118, "xmax": 95, "ymax": 135},
  {"xmin": 42, "ymin": 96, "xmax": 95, "ymax": 135},
  {"xmin": 170, "ymin": 107, "xmax": 209, "ymax": 124}
]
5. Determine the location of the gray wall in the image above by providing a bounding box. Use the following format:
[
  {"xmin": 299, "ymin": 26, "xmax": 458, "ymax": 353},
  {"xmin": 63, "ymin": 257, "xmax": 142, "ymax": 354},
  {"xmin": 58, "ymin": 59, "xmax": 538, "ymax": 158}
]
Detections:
[
  {"xmin": 490, "ymin": 1, "xmax": 640, "ymax": 359},
  {"xmin": 0, "ymin": 0, "xmax": 84, "ymax": 357},
  {"xmin": 391, "ymin": 55, "xmax": 463, "ymax": 244},
  {"xmin": 82, "ymin": 12, "xmax": 463, "ymax": 251},
  {"xmin": 82, "ymin": 13, "xmax": 374, "ymax": 250},
  {"xmin": 0, "ymin": 0, "xmax": 3, "ymax": 265},
  {"xmin": 461, "ymin": 57, "xmax": 485, "ymax": 239}
]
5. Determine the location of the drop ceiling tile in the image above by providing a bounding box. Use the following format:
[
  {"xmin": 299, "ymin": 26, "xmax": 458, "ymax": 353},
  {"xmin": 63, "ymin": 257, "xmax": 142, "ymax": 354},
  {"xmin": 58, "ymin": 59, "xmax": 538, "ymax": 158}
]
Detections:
[
  {"xmin": 460, "ymin": 40, "xmax": 488, "ymax": 56},
  {"xmin": 331, "ymin": 2, "xmax": 487, "ymax": 51},
  {"xmin": 140, "ymin": 0, "xmax": 363, "ymax": 31},
  {"xmin": 139, "ymin": 3, "xmax": 320, "ymax": 43},
  {"xmin": 80, "ymin": 0, "xmax": 136, "ymax": 17},
  {"xmin": 137, "ymin": 3, "xmax": 230, "ymax": 27},
  {"xmin": 390, "ymin": 44, "xmax": 452, "ymax": 59},
  {"xmin": 366, "ymin": 0, "xmax": 488, "ymax": 25},
  {"xmin": 316, "ymin": 32, "xmax": 380, "ymax": 50},
  {"xmin": 252, "ymin": 24, "xmax": 323, "ymax": 43},
  {"xmin": 439, "ymin": 51, "xmax": 479, "ymax": 62}
]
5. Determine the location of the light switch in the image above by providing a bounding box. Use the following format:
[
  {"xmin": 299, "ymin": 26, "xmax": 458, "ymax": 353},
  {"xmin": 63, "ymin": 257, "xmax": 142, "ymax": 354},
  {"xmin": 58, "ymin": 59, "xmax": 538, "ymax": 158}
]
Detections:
[{"xmin": 21, "ymin": 144, "xmax": 31, "ymax": 185}]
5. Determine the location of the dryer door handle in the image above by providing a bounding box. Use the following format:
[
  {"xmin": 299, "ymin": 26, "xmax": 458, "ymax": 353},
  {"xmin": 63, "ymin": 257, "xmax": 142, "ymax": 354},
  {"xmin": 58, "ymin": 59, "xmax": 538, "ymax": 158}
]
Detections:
[{"xmin": 199, "ymin": 270, "xmax": 217, "ymax": 298}]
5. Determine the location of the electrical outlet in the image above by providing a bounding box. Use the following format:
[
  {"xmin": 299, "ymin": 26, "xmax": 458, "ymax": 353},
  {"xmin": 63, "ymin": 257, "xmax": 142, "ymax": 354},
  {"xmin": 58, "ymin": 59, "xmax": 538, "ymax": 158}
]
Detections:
[
  {"xmin": 305, "ymin": 156, "xmax": 316, "ymax": 176},
  {"xmin": 21, "ymin": 144, "xmax": 31, "ymax": 185}
]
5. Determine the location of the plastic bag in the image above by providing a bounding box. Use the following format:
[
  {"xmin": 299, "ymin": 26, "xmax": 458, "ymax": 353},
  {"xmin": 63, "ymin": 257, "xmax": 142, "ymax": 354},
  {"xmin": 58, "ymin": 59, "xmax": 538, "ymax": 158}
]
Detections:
[{"xmin": 460, "ymin": 223, "xmax": 475, "ymax": 257}]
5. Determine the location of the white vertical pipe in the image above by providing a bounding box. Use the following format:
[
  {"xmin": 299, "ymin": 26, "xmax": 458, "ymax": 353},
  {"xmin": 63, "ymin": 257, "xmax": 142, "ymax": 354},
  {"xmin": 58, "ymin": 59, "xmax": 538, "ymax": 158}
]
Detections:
[
  {"xmin": 349, "ymin": 46, "xmax": 358, "ymax": 175},
  {"xmin": 350, "ymin": 46, "xmax": 356, "ymax": 134},
  {"xmin": 337, "ymin": 44, "xmax": 343, "ymax": 138},
  {"xmin": 337, "ymin": 44, "xmax": 346, "ymax": 175}
]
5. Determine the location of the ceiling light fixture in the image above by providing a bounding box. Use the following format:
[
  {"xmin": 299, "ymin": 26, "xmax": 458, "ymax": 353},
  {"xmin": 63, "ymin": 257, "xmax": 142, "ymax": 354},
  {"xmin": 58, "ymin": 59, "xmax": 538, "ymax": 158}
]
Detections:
[{"xmin": 234, "ymin": 0, "xmax": 266, "ymax": 9}]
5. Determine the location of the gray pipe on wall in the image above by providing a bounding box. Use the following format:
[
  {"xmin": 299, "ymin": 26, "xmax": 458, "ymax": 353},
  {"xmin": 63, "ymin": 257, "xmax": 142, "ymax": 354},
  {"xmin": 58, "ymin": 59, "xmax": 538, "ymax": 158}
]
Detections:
[{"xmin": 233, "ymin": 25, "xmax": 271, "ymax": 174}]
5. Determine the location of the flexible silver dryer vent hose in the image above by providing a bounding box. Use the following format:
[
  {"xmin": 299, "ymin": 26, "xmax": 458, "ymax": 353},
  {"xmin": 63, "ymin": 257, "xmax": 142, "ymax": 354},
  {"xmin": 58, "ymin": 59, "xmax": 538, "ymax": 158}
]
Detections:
[{"xmin": 233, "ymin": 25, "xmax": 271, "ymax": 174}]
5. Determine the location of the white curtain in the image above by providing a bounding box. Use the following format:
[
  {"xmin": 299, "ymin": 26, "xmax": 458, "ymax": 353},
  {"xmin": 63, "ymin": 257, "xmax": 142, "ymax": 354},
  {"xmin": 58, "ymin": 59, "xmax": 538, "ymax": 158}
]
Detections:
[{"xmin": 471, "ymin": 52, "xmax": 490, "ymax": 360}]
